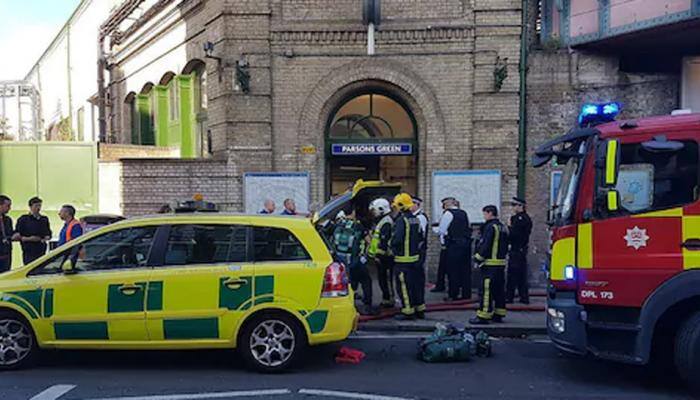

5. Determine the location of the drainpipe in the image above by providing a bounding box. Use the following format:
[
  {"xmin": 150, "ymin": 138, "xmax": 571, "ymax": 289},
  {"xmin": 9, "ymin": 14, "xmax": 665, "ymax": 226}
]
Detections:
[
  {"xmin": 517, "ymin": 0, "xmax": 529, "ymax": 199},
  {"xmin": 97, "ymin": 36, "xmax": 107, "ymax": 144}
]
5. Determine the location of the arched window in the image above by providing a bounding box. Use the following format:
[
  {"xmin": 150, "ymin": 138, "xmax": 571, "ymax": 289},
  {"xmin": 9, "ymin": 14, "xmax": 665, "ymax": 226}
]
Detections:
[
  {"xmin": 328, "ymin": 94, "xmax": 415, "ymax": 139},
  {"xmin": 124, "ymin": 92, "xmax": 138, "ymax": 144},
  {"xmin": 183, "ymin": 59, "xmax": 209, "ymax": 156}
]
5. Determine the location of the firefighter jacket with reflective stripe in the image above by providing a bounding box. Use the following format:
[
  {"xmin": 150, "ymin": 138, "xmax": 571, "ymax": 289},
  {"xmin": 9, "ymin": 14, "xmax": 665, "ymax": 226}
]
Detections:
[
  {"xmin": 474, "ymin": 219, "xmax": 508, "ymax": 266},
  {"xmin": 369, "ymin": 214, "xmax": 394, "ymax": 257},
  {"xmin": 391, "ymin": 211, "xmax": 421, "ymax": 264}
]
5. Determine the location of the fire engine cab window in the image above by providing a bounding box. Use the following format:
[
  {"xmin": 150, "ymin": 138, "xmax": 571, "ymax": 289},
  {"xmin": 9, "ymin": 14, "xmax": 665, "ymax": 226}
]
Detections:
[
  {"xmin": 253, "ymin": 227, "xmax": 309, "ymax": 262},
  {"xmin": 615, "ymin": 141, "xmax": 699, "ymax": 213}
]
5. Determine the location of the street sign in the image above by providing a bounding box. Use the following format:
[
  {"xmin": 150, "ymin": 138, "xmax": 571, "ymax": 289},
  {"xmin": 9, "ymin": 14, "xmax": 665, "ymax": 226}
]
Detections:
[{"xmin": 330, "ymin": 143, "xmax": 412, "ymax": 156}]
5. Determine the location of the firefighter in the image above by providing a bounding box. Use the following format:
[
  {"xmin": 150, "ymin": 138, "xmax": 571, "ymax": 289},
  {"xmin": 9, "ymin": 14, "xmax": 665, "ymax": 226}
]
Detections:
[
  {"xmin": 438, "ymin": 197, "xmax": 472, "ymax": 301},
  {"xmin": 411, "ymin": 197, "xmax": 429, "ymax": 309},
  {"xmin": 333, "ymin": 210, "xmax": 374, "ymax": 315},
  {"xmin": 506, "ymin": 197, "xmax": 532, "ymax": 304},
  {"xmin": 391, "ymin": 193, "xmax": 425, "ymax": 320},
  {"xmin": 368, "ymin": 198, "xmax": 395, "ymax": 308},
  {"xmin": 470, "ymin": 205, "xmax": 509, "ymax": 325}
]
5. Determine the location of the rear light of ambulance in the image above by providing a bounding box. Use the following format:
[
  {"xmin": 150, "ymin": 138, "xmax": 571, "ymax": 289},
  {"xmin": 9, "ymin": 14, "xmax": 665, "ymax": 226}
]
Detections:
[{"xmin": 322, "ymin": 262, "xmax": 349, "ymax": 297}]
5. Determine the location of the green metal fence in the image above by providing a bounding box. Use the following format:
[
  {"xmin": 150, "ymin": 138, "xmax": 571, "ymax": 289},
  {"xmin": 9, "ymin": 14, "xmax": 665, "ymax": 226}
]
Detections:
[{"xmin": 0, "ymin": 142, "xmax": 98, "ymax": 267}]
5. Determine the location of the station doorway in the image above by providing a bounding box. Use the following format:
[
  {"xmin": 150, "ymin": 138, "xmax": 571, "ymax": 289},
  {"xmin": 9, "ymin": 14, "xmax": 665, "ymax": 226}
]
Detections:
[{"xmin": 326, "ymin": 92, "xmax": 418, "ymax": 197}]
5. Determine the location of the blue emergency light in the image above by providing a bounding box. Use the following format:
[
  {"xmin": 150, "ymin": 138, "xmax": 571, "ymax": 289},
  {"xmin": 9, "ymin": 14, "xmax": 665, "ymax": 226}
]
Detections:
[{"xmin": 578, "ymin": 102, "xmax": 621, "ymax": 127}]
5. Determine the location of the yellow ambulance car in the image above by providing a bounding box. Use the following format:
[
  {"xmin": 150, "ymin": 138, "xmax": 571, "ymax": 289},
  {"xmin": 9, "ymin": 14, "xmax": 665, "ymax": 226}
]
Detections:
[{"xmin": 0, "ymin": 181, "xmax": 399, "ymax": 372}]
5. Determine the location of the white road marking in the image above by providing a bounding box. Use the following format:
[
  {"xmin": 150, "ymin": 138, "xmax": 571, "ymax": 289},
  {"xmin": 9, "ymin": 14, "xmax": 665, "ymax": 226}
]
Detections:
[
  {"xmin": 30, "ymin": 385, "xmax": 77, "ymax": 400},
  {"xmin": 83, "ymin": 389, "xmax": 292, "ymax": 400},
  {"xmin": 298, "ymin": 389, "xmax": 413, "ymax": 400}
]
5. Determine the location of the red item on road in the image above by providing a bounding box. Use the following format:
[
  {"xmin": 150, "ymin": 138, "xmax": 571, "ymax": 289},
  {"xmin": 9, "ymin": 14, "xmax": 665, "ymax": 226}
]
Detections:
[{"xmin": 335, "ymin": 346, "xmax": 366, "ymax": 364}]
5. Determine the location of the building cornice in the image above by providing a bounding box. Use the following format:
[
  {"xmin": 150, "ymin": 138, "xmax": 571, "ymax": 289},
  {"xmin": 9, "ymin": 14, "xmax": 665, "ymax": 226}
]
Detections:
[{"xmin": 271, "ymin": 26, "xmax": 473, "ymax": 44}]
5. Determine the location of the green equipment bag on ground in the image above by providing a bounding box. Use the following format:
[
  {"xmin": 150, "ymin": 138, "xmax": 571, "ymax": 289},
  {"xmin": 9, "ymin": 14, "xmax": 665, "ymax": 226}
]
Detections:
[{"xmin": 418, "ymin": 323, "xmax": 492, "ymax": 363}]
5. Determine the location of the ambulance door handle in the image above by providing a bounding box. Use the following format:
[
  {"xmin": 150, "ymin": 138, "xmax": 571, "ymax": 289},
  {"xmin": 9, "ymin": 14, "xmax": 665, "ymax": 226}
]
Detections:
[
  {"xmin": 681, "ymin": 239, "xmax": 700, "ymax": 250},
  {"xmin": 224, "ymin": 279, "xmax": 248, "ymax": 289},
  {"xmin": 118, "ymin": 284, "xmax": 143, "ymax": 296}
]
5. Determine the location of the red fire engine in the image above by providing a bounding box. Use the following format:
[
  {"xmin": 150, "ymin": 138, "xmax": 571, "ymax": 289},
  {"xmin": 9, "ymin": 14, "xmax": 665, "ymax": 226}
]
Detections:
[{"xmin": 533, "ymin": 104, "xmax": 700, "ymax": 390}]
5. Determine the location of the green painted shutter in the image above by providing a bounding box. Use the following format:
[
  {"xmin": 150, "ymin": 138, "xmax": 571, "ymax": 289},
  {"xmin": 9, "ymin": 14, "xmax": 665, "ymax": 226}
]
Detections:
[
  {"xmin": 178, "ymin": 74, "xmax": 195, "ymax": 158},
  {"xmin": 136, "ymin": 94, "xmax": 154, "ymax": 145},
  {"xmin": 155, "ymin": 85, "xmax": 169, "ymax": 146}
]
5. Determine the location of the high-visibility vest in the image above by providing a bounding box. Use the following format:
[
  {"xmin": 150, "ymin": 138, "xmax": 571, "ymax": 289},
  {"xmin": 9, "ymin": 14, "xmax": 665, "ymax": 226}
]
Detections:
[
  {"xmin": 65, "ymin": 219, "xmax": 81, "ymax": 242},
  {"xmin": 368, "ymin": 215, "xmax": 393, "ymax": 257}
]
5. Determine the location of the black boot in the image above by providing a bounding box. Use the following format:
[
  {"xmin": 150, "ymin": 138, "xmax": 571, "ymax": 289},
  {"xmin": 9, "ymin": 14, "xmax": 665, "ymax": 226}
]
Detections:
[
  {"xmin": 416, "ymin": 311, "xmax": 426, "ymax": 320},
  {"xmin": 395, "ymin": 313, "xmax": 416, "ymax": 321},
  {"xmin": 492, "ymin": 315, "xmax": 504, "ymax": 323},
  {"xmin": 469, "ymin": 316, "xmax": 490, "ymax": 325}
]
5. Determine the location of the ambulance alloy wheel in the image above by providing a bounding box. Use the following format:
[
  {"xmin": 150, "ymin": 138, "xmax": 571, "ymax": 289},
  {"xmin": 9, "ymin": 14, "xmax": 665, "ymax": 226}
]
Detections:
[
  {"xmin": 0, "ymin": 311, "xmax": 38, "ymax": 370},
  {"xmin": 239, "ymin": 312, "xmax": 306, "ymax": 373},
  {"xmin": 674, "ymin": 311, "xmax": 700, "ymax": 393}
]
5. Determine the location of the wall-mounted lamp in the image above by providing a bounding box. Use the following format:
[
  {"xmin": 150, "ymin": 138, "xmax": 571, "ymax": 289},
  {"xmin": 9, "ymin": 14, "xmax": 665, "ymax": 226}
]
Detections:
[
  {"xmin": 235, "ymin": 58, "xmax": 250, "ymax": 94},
  {"xmin": 203, "ymin": 41, "xmax": 223, "ymax": 82}
]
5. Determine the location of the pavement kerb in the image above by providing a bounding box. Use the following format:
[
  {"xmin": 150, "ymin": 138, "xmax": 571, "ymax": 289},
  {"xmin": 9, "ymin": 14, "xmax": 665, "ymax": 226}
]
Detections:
[{"xmin": 358, "ymin": 323, "xmax": 547, "ymax": 337}]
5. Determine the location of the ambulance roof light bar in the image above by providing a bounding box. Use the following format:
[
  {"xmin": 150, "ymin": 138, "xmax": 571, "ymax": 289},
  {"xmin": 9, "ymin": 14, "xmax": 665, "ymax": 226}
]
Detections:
[{"xmin": 578, "ymin": 102, "xmax": 621, "ymax": 127}]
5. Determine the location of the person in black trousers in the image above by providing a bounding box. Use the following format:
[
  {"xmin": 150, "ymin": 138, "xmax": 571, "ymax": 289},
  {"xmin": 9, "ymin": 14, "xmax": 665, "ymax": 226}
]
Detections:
[
  {"xmin": 438, "ymin": 198, "xmax": 472, "ymax": 301},
  {"xmin": 0, "ymin": 195, "xmax": 14, "ymax": 273},
  {"xmin": 15, "ymin": 197, "xmax": 52, "ymax": 265},
  {"xmin": 430, "ymin": 198, "xmax": 451, "ymax": 293},
  {"xmin": 506, "ymin": 197, "xmax": 533, "ymax": 304}
]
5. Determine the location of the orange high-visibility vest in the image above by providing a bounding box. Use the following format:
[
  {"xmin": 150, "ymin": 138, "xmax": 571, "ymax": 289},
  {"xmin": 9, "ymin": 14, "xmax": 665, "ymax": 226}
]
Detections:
[{"xmin": 65, "ymin": 219, "xmax": 80, "ymax": 242}]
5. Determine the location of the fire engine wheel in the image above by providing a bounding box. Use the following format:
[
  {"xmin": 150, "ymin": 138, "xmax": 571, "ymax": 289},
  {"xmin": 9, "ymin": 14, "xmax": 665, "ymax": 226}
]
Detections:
[
  {"xmin": 674, "ymin": 311, "xmax": 700, "ymax": 393},
  {"xmin": 238, "ymin": 311, "xmax": 307, "ymax": 373},
  {"xmin": 0, "ymin": 311, "xmax": 38, "ymax": 370}
]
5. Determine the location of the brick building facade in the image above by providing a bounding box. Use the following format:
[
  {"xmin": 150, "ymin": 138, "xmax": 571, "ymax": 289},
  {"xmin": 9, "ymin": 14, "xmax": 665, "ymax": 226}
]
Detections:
[{"xmin": 101, "ymin": 0, "xmax": 526, "ymax": 273}]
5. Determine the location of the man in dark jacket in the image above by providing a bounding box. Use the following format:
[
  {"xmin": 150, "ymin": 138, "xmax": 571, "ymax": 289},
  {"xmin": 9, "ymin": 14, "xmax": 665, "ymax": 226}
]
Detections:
[
  {"xmin": 470, "ymin": 205, "xmax": 509, "ymax": 325},
  {"xmin": 15, "ymin": 197, "xmax": 52, "ymax": 265},
  {"xmin": 0, "ymin": 195, "xmax": 15, "ymax": 272},
  {"xmin": 438, "ymin": 198, "xmax": 472, "ymax": 301},
  {"xmin": 506, "ymin": 197, "xmax": 533, "ymax": 304}
]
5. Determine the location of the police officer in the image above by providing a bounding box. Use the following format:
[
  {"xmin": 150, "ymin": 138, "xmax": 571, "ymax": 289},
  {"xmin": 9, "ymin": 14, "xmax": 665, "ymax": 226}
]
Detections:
[
  {"xmin": 430, "ymin": 197, "xmax": 451, "ymax": 293},
  {"xmin": 391, "ymin": 193, "xmax": 424, "ymax": 320},
  {"xmin": 0, "ymin": 195, "xmax": 14, "ymax": 272},
  {"xmin": 368, "ymin": 198, "xmax": 395, "ymax": 308},
  {"xmin": 411, "ymin": 197, "xmax": 429, "ymax": 310},
  {"xmin": 470, "ymin": 205, "xmax": 509, "ymax": 325},
  {"xmin": 438, "ymin": 198, "xmax": 472, "ymax": 301},
  {"xmin": 506, "ymin": 197, "xmax": 532, "ymax": 304}
]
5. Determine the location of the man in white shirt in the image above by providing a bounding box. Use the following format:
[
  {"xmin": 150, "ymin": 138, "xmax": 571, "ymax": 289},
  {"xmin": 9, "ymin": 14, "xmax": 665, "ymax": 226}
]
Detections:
[{"xmin": 411, "ymin": 197, "xmax": 429, "ymax": 309}]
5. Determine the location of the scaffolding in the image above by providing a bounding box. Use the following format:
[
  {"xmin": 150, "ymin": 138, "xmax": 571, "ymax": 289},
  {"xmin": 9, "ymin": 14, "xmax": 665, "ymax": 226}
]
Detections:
[{"xmin": 0, "ymin": 80, "xmax": 41, "ymax": 141}]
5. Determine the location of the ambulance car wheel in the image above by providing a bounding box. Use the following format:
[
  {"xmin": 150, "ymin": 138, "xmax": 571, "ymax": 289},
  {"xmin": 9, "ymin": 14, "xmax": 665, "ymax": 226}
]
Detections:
[
  {"xmin": 0, "ymin": 311, "xmax": 38, "ymax": 370},
  {"xmin": 239, "ymin": 311, "xmax": 306, "ymax": 373},
  {"xmin": 674, "ymin": 311, "xmax": 700, "ymax": 393}
]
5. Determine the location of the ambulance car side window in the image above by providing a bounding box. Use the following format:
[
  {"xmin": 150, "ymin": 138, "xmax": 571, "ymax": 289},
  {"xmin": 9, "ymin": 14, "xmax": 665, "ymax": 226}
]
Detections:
[
  {"xmin": 74, "ymin": 227, "xmax": 157, "ymax": 271},
  {"xmin": 164, "ymin": 224, "xmax": 247, "ymax": 265},
  {"xmin": 253, "ymin": 227, "xmax": 310, "ymax": 262},
  {"xmin": 614, "ymin": 141, "xmax": 699, "ymax": 214}
]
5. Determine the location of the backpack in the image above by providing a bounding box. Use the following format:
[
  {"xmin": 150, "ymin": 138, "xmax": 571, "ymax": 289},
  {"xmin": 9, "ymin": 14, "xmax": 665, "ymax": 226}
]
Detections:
[{"xmin": 418, "ymin": 323, "xmax": 492, "ymax": 363}]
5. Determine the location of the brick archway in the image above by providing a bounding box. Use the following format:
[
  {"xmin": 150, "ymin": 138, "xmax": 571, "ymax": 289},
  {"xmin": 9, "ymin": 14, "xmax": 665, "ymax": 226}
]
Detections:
[{"xmin": 297, "ymin": 59, "xmax": 446, "ymax": 206}]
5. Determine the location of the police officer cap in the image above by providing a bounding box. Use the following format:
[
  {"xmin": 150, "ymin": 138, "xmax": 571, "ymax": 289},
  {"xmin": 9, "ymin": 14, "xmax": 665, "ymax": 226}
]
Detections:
[
  {"xmin": 441, "ymin": 197, "xmax": 456, "ymax": 203},
  {"xmin": 412, "ymin": 196, "xmax": 423, "ymax": 204},
  {"xmin": 511, "ymin": 196, "xmax": 526, "ymax": 205}
]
